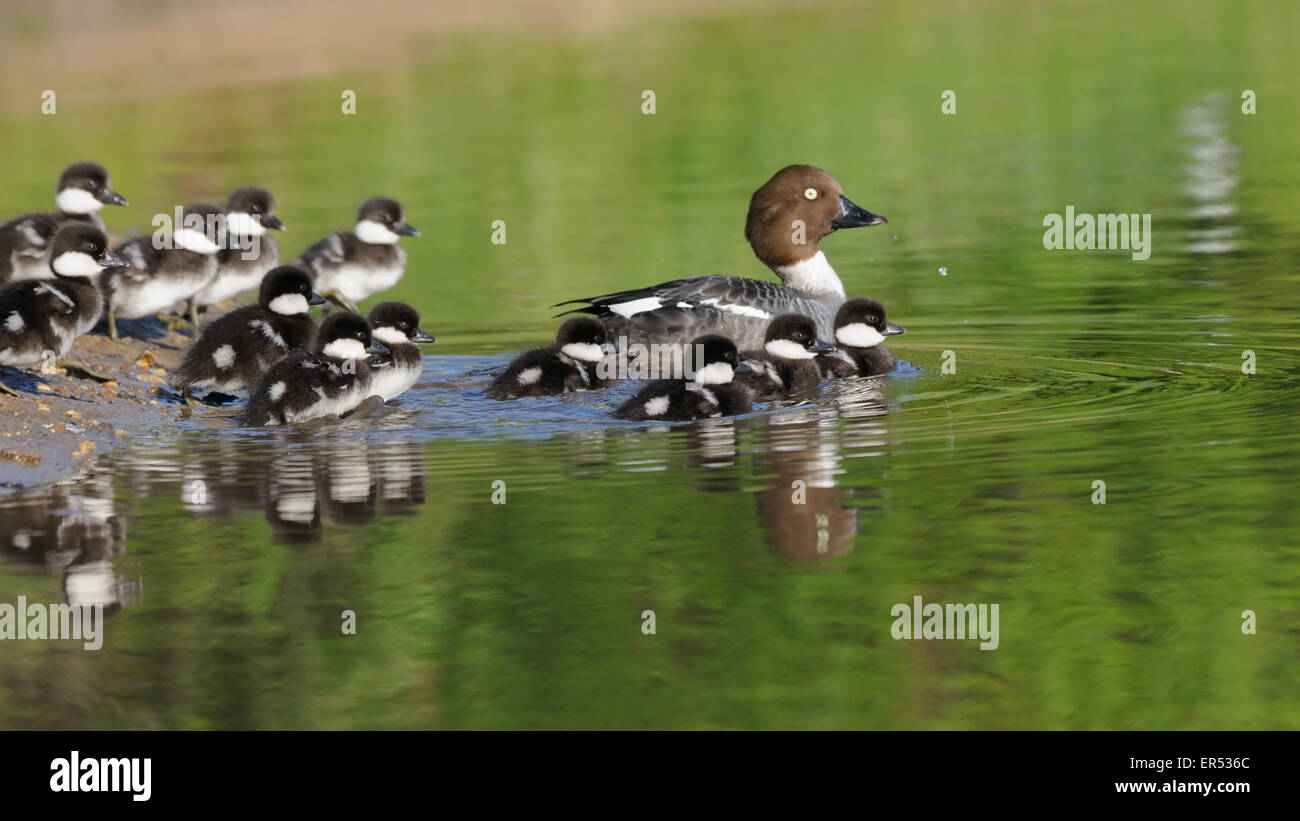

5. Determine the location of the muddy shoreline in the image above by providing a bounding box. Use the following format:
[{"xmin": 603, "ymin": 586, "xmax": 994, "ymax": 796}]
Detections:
[{"xmin": 0, "ymin": 320, "xmax": 195, "ymax": 490}]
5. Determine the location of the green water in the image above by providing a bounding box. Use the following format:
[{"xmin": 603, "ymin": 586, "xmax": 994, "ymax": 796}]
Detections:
[{"xmin": 2, "ymin": 0, "xmax": 1298, "ymax": 729}]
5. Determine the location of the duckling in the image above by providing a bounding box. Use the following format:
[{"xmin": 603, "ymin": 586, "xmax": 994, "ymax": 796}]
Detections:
[
  {"xmin": 295, "ymin": 197, "xmax": 419, "ymax": 314},
  {"xmin": 171, "ymin": 266, "xmax": 326, "ymax": 406},
  {"xmin": 486, "ymin": 317, "xmax": 615, "ymax": 400},
  {"xmin": 816, "ymin": 298, "xmax": 905, "ymax": 379},
  {"xmin": 188, "ymin": 186, "xmax": 287, "ymax": 326},
  {"xmin": 101, "ymin": 203, "xmax": 225, "ymax": 340},
  {"xmin": 0, "ymin": 224, "xmax": 126, "ymax": 396},
  {"xmin": 613, "ymin": 335, "xmax": 753, "ymax": 421},
  {"xmin": 736, "ymin": 313, "xmax": 835, "ymax": 398},
  {"xmin": 366, "ymin": 302, "xmax": 436, "ymax": 401},
  {"xmin": 0, "ymin": 162, "xmax": 128, "ymax": 283},
  {"xmin": 241, "ymin": 312, "xmax": 389, "ymax": 426}
]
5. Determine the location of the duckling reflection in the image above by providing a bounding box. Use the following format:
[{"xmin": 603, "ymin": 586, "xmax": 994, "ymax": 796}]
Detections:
[
  {"xmin": 267, "ymin": 449, "xmax": 322, "ymax": 541},
  {"xmin": 0, "ymin": 467, "xmax": 136, "ymax": 613}
]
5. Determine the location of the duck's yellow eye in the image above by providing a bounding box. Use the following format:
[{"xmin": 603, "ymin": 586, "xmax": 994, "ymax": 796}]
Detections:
[{"xmin": 803, "ymin": 188, "xmax": 818, "ymax": 200}]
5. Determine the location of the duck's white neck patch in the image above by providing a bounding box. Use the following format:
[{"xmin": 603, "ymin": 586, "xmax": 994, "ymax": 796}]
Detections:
[
  {"xmin": 372, "ymin": 326, "xmax": 407, "ymax": 346},
  {"xmin": 268, "ymin": 293, "xmax": 309, "ymax": 315},
  {"xmin": 765, "ymin": 338, "xmax": 816, "ymax": 360},
  {"xmin": 836, "ymin": 322, "xmax": 885, "ymax": 348},
  {"xmin": 322, "ymin": 338, "xmax": 368, "ymax": 360},
  {"xmin": 355, "ymin": 219, "xmax": 400, "ymax": 245},
  {"xmin": 692, "ymin": 361, "xmax": 734, "ymax": 386},
  {"xmin": 561, "ymin": 341, "xmax": 605, "ymax": 362},
  {"xmin": 51, "ymin": 251, "xmax": 103, "ymax": 278},
  {"xmin": 55, "ymin": 188, "xmax": 104, "ymax": 215},
  {"xmin": 225, "ymin": 211, "xmax": 267, "ymax": 237},
  {"xmin": 773, "ymin": 250, "xmax": 844, "ymax": 298},
  {"xmin": 173, "ymin": 228, "xmax": 221, "ymax": 254}
]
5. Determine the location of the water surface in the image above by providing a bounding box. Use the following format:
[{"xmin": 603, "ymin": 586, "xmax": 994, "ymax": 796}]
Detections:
[{"xmin": 1, "ymin": 0, "xmax": 1298, "ymax": 729}]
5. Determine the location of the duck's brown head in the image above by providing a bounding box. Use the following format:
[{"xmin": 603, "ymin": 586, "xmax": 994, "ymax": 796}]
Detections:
[{"xmin": 744, "ymin": 165, "xmax": 885, "ymax": 271}]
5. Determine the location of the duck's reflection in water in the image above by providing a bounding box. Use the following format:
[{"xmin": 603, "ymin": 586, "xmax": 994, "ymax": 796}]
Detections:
[
  {"xmin": 0, "ymin": 468, "xmax": 138, "ymax": 613},
  {"xmin": 752, "ymin": 382, "xmax": 892, "ymax": 560},
  {"xmin": 597, "ymin": 377, "xmax": 895, "ymax": 561},
  {"xmin": 119, "ymin": 436, "xmax": 427, "ymax": 544}
]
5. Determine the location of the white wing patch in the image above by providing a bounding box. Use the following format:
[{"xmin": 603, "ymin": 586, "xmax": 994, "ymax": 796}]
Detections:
[
  {"xmin": 517, "ymin": 366, "xmax": 542, "ymax": 385},
  {"xmin": 212, "ymin": 344, "xmax": 235, "ymax": 369},
  {"xmin": 644, "ymin": 396, "xmax": 669, "ymax": 416},
  {"xmin": 250, "ymin": 319, "xmax": 287, "ymax": 348},
  {"xmin": 4, "ymin": 312, "xmax": 24, "ymax": 331},
  {"xmin": 34, "ymin": 282, "xmax": 74, "ymax": 309},
  {"xmin": 608, "ymin": 297, "xmax": 663, "ymax": 318},
  {"xmin": 269, "ymin": 381, "xmax": 286, "ymax": 401},
  {"xmin": 16, "ymin": 222, "xmax": 44, "ymax": 247},
  {"xmin": 698, "ymin": 298, "xmax": 771, "ymax": 319}
]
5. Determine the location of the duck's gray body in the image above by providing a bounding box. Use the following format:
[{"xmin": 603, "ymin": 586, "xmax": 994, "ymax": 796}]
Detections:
[{"xmin": 560, "ymin": 276, "xmax": 841, "ymax": 351}]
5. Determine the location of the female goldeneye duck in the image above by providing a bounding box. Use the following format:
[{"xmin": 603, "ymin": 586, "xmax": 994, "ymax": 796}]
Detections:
[
  {"xmin": 295, "ymin": 197, "xmax": 419, "ymax": 314},
  {"xmin": 557, "ymin": 164, "xmax": 886, "ymax": 350},
  {"xmin": 241, "ymin": 312, "xmax": 389, "ymax": 426},
  {"xmin": 817, "ymin": 297, "xmax": 905, "ymax": 379},
  {"xmin": 736, "ymin": 313, "xmax": 836, "ymax": 398},
  {"xmin": 485, "ymin": 317, "xmax": 616, "ymax": 400},
  {"xmin": 171, "ymin": 266, "xmax": 326, "ymax": 406},
  {"xmin": 0, "ymin": 162, "xmax": 128, "ymax": 284},
  {"xmin": 366, "ymin": 301, "xmax": 436, "ymax": 402},
  {"xmin": 101, "ymin": 203, "xmax": 227, "ymax": 340},
  {"xmin": 614, "ymin": 334, "xmax": 754, "ymax": 421},
  {"xmin": 0, "ymin": 224, "xmax": 126, "ymax": 397},
  {"xmin": 189, "ymin": 186, "xmax": 287, "ymax": 324}
]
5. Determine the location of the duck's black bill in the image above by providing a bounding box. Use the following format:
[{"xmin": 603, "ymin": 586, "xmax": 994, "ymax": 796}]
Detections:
[
  {"xmin": 883, "ymin": 322, "xmax": 906, "ymax": 336},
  {"xmin": 100, "ymin": 189, "xmax": 128, "ymax": 206},
  {"xmin": 810, "ymin": 339, "xmax": 836, "ymax": 353},
  {"xmin": 397, "ymin": 223, "xmax": 421, "ymax": 237},
  {"xmin": 263, "ymin": 215, "xmax": 286, "ymax": 231},
  {"xmin": 831, "ymin": 195, "xmax": 886, "ymax": 229},
  {"xmin": 308, "ymin": 292, "xmax": 328, "ymax": 306},
  {"xmin": 413, "ymin": 329, "xmax": 437, "ymax": 343},
  {"xmin": 367, "ymin": 340, "xmax": 391, "ymax": 355},
  {"xmin": 733, "ymin": 362, "xmax": 755, "ymax": 375},
  {"xmin": 101, "ymin": 252, "xmax": 128, "ymax": 268}
]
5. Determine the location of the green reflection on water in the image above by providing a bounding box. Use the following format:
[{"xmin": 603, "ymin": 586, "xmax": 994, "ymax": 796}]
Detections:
[{"xmin": 0, "ymin": 0, "xmax": 1297, "ymax": 729}]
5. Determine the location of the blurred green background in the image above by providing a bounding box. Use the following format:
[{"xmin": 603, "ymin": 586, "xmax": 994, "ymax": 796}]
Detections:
[{"xmin": 0, "ymin": 0, "xmax": 1297, "ymax": 729}]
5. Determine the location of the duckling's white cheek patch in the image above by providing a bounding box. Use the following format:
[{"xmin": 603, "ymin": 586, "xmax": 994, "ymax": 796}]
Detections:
[
  {"xmin": 765, "ymin": 339, "xmax": 816, "ymax": 360},
  {"xmin": 268, "ymin": 293, "xmax": 309, "ymax": 315},
  {"xmin": 561, "ymin": 342, "xmax": 605, "ymax": 362},
  {"xmin": 5, "ymin": 312, "xmax": 24, "ymax": 332},
  {"xmin": 836, "ymin": 323, "xmax": 885, "ymax": 348},
  {"xmin": 693, "ymin": 361, "xmax": 734, "ymax": 385},
  {"xmin": 212, "ymin": 345, "xmax": 235, "ymax": 370},
  {"xmin": 517, "ymin": 367, "xmax": 542, "ymax": 385},
  {"xmin": 225, "ymin": 212, "xmax": 267, "ymax": 237},
  {"xmin": 55, "ymin": 188, "xmax": 104, "ymax": 215},
  {"xmin": 372, "ymin": 327, "xmax": 407, "ymax": 347},
  {"xmin": 322, "ymin": 338, "xmax": 368, "ymax": 360},
  {"xmin": 51, "ymin": 251, "xmax": 102, "ymax": 277},
  {"xmin": 644, "ymin": 396, "xmax": 669, "ymax": 416},
  {"xmin": 173, "ymin": 228, "xmax": 221, "ymax": 255},
  {"xmin": 354, "ymin": 219, "xmax": 401, "ymax": 245}
]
